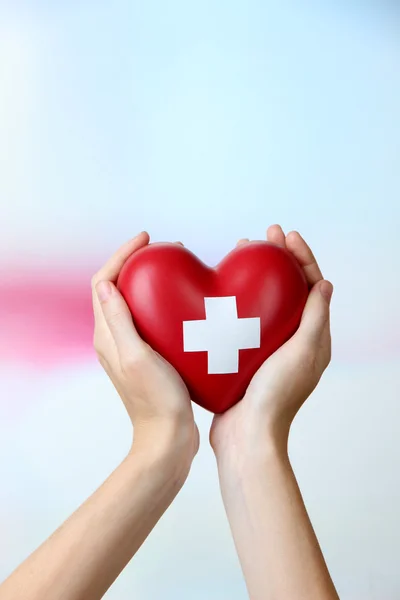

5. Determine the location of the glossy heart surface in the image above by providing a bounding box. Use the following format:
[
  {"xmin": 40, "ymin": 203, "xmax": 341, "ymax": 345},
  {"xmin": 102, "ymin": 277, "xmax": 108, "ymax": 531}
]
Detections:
[{"xmin": 117, "ymin": 241, "xmax": 308, "ymax": 413}]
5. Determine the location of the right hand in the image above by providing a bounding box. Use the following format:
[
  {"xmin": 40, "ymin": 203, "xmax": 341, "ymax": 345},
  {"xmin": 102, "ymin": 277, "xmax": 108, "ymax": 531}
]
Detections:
[
  {"xmin": 211, "ymin": 226, "xmax": 333, "ymax": 457},
  {"xmin": 91, "ymin": 232, "xmax": 199, "ymax": 468}
]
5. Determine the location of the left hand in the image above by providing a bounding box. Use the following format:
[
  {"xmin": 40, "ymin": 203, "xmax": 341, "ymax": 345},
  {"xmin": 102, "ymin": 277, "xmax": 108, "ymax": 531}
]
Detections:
[
  {"xmin": 92, "ymin": 232, "xmax": 199, "ymax": 472},
  {"xmin": 210, "ymin": 225, "xmax": 333, "ymax": 460}
]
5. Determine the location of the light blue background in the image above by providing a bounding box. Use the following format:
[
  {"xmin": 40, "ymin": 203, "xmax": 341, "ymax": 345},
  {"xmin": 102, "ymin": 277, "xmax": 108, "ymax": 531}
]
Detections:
[{"xmin": 1, "ymin": 2, "xmax": 399, "ymax": 598}]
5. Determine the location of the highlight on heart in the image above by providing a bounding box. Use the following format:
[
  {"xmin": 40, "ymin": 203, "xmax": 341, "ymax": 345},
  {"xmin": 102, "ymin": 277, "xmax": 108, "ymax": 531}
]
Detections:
[{"xmin": 117, "ymin": 239, "xmax": 308, "ymax": 413}]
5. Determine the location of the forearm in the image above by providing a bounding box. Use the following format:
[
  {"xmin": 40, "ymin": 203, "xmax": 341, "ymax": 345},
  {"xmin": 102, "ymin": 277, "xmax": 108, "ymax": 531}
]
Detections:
[
  {"xmin": 0, "ymin": 440, "xmax": 188, "ymax": 600},
  {"xmin": 216, "ymin": 436, "xmax": 339, "ymax": 600}
]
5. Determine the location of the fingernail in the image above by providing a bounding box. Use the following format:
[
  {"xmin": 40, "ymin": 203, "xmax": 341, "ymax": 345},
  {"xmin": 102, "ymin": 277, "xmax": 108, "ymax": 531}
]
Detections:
[
  {"xmin": 96, "ymin": 280, "xmax": 112, "ymax": 302},
  {"xmin": 132, "ymin": 231, "xmax": 148, "ymax": 241},
  {"xmin": 320, "ymin": 281, "xmax": 333, "ymax": 304}
]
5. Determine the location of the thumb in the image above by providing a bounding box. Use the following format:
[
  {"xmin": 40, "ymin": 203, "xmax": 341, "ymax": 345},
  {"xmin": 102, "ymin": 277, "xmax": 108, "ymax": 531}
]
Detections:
[
  {"xmin": 297, "ymin": 280, "xmax": 333, "ymax": 344},
  {"xmin": 96, "ymin": 280, "xmax": 141, "ymax": 352}
]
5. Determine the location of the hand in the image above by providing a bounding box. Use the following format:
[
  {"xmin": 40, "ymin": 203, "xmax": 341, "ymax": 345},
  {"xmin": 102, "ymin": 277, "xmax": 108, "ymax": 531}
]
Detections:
[
  {"xmin": 210, "ymin": 226, "xmax": 338, "ymax": 600},
  {"xmin": 210, "ymin": 225, "xmax": 333, "ymax": 457},
  {"xmin": 0, "ymin": 233, "xmax": 200, "ymax": 600},
  {"xmin": 92, "ymin": 232, "xmax": 199, "ymax": 472}
]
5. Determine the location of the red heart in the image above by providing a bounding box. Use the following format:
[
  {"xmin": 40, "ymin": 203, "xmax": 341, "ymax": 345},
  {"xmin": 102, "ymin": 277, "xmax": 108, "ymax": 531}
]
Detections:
[{"xmin": 117, "ymin": 241, "xmax": 308, "ymax": 414}]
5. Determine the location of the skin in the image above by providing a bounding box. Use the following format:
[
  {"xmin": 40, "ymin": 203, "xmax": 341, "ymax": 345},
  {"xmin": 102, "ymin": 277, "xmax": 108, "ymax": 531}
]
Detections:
[
  {"xmin": 0, "ymin": 232, "xmax": 198, "ymax": 600},
  {"xmin": 211, "ymin": 225, "xmax": 338, "ymax": 600},
  {"xmin": 0, "ymin": 226, "xmax": 338, "ymax": 600}
]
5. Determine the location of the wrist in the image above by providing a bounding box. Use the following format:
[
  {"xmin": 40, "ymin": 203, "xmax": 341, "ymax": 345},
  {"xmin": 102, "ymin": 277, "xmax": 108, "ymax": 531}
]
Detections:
[
  {"xmin": 213, "ymin": 419, "xmax": 290, "ymax": 475},
  {"xmin": 129, "ymin": 419, "xmax": 198, "ymax": 485},
  {"xmin": 212, "ymin": 403, "xmax": 290, "ymax": 463}
]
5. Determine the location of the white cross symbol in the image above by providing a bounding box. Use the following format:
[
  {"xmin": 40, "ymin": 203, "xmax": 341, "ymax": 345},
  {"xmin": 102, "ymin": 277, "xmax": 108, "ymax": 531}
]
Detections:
[{"xmin": 183, "ymin": 296, "xmax": 261, "ymax": 374}]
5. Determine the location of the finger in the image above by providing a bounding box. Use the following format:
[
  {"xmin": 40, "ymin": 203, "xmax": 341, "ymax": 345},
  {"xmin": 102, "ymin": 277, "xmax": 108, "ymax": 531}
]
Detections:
[
  {"xmin": 296, "ymin": 280, "xmax": 333, "ymax": 345},
  {"xmin": 285, "ymin": 231, "xmax": 323, "ymax": 285},
  {"xmin": 266, "ymin": 224, "xmax": 286, "ymax": 248},
  {"xmin": 237, "ymin": 238, "xmax": 250, "ymax": 247},
  {"xmin": 92, "ymin": 231, "xmax": 149, "ymax": 329},
  {"xmin": 96, "ymin": 280, "xmax": 142, "ymax": 353},
  {"xmin": 93, "ymin": 231, "xmax": 150, "ymax": 286}
]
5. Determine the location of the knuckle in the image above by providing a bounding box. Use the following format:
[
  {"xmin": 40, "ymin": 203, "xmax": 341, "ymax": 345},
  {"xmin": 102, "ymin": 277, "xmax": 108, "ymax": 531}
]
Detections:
[
  {"xmin": 97, "ymin": 353, "xmax": 108, "ymax": 369},
  {"xmin": 93, "ymin": 339, "xmax": 102, "ymax": 357},
  {"xmin": 121, "ymin": 346, "xmax": 150, "ymax": 374},
  {"xmin": 107, "ymin": 309, "xmax": 124, "ymax": 328},
  {"xmin": 93, "ymin": 334, "xmax": 105, "ymax": 358},
  {"xmin": 91, "ymin": 270, "xmax": 107, "ymax": 291},
  {"xmin": 91, "ymin": 273, "xmax": 101, "ymax": 289}
]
